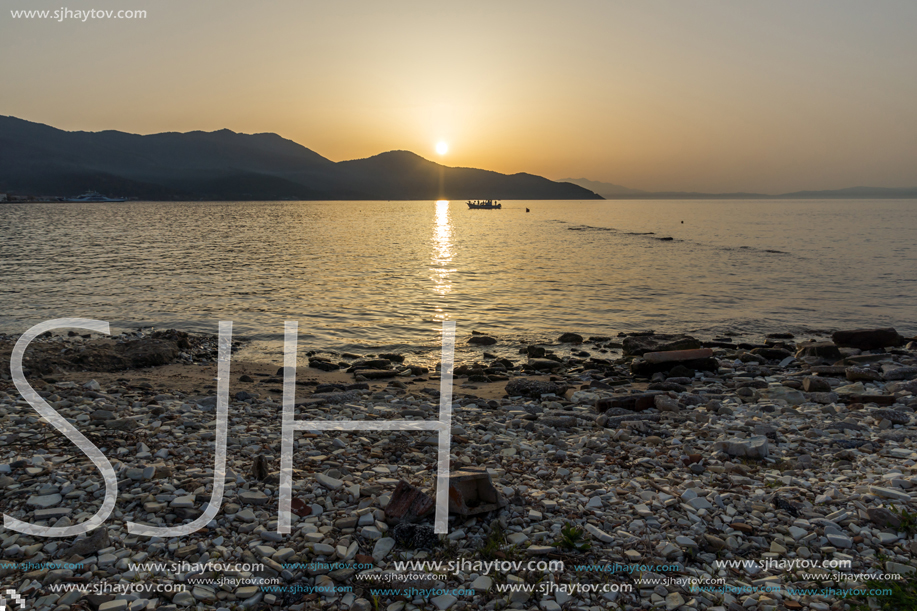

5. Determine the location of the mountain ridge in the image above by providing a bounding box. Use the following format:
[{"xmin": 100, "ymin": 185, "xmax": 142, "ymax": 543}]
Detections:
[
  {"xmin": 562, "ymin": 177, "xmax": 917, "ymax": 199},
  {"xmin": 0, "ymin": 116, "xmax": 600, "ymax": 201}
]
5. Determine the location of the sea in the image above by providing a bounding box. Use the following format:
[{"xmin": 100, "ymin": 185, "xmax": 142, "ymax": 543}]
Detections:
[{"xmin": 1, "ymin": 199, "xmax": 914, "ymax": 364}]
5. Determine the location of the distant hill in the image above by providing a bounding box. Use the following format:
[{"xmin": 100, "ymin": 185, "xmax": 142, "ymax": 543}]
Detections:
[
  {"xmin": 564, "ymin": 176, "xmax": 917, "ymax": 199},
  {"xmin": 0, "ymin": 116, "xmax": 601, "ymax": 201},
  {"xmin": 561, "ymin": 177, "xmax": 647, "ymax": 197}
]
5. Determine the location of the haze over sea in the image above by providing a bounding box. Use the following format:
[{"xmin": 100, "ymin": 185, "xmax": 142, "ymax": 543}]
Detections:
[{"xmin": 1, "ymin": 199, "xmax": 914, "ymax": 363}]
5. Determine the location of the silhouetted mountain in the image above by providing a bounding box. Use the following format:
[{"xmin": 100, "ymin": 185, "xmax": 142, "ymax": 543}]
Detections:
[
  {"xmin": 777, "ymin": 186, "xmax": 917, "ymax": 198},
  {"xmin": 339, "ymin": 151, "xmax": 598, "ymax": 200},
  {"xmin": 561, "ymin": 177, "xmax": 647, "ymax": 197},
  {"xmin": 564, "ymin": 176, "xmax": 917, "ymax": 199},
  {"xmin": 0, "ymin": 116, "xmax": 601, "ymax": 201}
]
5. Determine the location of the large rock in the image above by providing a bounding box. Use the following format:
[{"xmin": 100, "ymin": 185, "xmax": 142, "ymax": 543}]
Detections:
[
  {"xmin": 802, "ymin": 376, "xmax": 832, "ymax": 393},
  {"xmin": 526, "ymin": 358, "xmax": 564, "ymax": 372},
  {"xmin": 385, "ymin": 480, "xmax": 435, "ymax": 524},
  {"xmin": 447, "ymin": 467, "xmax": 507, "ymax": 516},
  {"xmin": 505, "ymin": 379, "xmax": 566, "ymax": 398},
  {"xmin": 795, "ymin": 341, "xmax": 842, "ymax": 360},
  {"xmin": 623, "ymin": 334, "xmax": 702, "ymax": 357},
  {"xmin": 63, "ymin": 527, "xmax": 110, "ymax": 557},
  {"xmin": 631, "ymin": 348, "xmax": 717, "ymax": 376},
  {"xmin": 832, "ymin": 328, "xmax": 904, "ymax": 351},
  {"xmin": 714, "ymin": 436, "xmax": 769, "ymax": 459}
]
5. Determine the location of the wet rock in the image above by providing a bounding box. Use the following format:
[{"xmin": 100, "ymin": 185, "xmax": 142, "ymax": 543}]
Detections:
[
  {"xmin": 309, "ymin": 358, "xmax": 340, "ymax": 371},
  {"xmin": 557, "ymin": 332, "xmax": 584, "ymax": 344},
  {"xmin": 526, "ymin": 358, "xmax": 564, "ymax": 372},
  {"xmin": 468, "ymin": 336, "xmax": 497, "ymax": 346},
  {"xmin": 832, "ymin": 328, "xmax": 904, "ymax": 350},
  {"xmin": 622, "ymin": 334, "xmax": 702, "ymax": 356},
  {"xmin": 795, "ymin": 341, "xmax": 842, "ymax": 360},
  {"xmin": 631, "ymin": 348, "xmax": 718, "ymax": 376}
]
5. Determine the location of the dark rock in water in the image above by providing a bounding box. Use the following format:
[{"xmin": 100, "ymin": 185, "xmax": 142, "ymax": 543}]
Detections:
[
  {"xmin": 802, "ymin": 377, "xmax": 832, "ymax": 393},
  {"xmin": 468, "ymin": 336, "xmax": 497, "ymax": 346},
  {"xmin": 751, "ymin": 347, "xmax": 794, "ymax": 361},
  {"xmin": 832, "ymin": 328, "xmax": 904, "ymax": 350},
  {"xmin": 623, "ymin": 334, "xmax": 702, "ymax": 356},
  {"xmin": 379, "ymin": 353, "xmax": 405, "ymax": 363},
  {"xmin": 795, "ymin": 341, "xmax": 842, "ymax": 360},
  {"xmin": 631, "ymin": 348, "xmax": 717, "ymax": 376},
  {"xmin": 767, "ymin": 332, "xmax": 795, "ymax": 339},
  {"xmin": 557, "ymin": 332, "xmax": 584, "ymax": 344},
  {"xmin": 350, "ymin": 358, "xmax": 392, "ymax": 369},
  {"xmin": 239, "ymin": 374, "xmax": 254, "ymax": 383},
  {"xmin": 354, "ymin": 368, "xmax": 398, "ymax": 379},
  {"xmin": 309, "ymin": 358, "xmax": 340, "ymax": 371},
  {"xmin": 526, "ymin": 345, "xmax": 546, "ymax": 358},
  {"xmin": 505, "ymin": 378, "xmax": 566, "ymax": 398},
  {"xmin": 595, "ymin": 392, "xmax": 660, "ymax": 412}
]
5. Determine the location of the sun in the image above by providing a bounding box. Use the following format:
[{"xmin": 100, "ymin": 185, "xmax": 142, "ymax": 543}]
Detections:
[{"xmin": 436, "ymin": 141, "xmax": 449, "ymax": 155}]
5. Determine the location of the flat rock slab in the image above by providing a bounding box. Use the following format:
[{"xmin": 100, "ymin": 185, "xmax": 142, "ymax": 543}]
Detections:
[
  {"xmin": 832, "ymin": 328, "xmax": 903, "ymax": 350},
  {"xmin": 715, "ymin": 435, "xmax": 769, "ymax": 459},
  {"xmin": 27, "ymin": 493, "xmax": 62, "ymax": 508},
  {"xmin": 623, "ymin": 334, "xmax": 702, "ymax": 356}
]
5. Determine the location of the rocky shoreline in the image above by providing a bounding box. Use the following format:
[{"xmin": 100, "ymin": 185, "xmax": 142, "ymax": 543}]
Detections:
[{"xmin": 1, "ymin": 327, "xmax": 916, "ymax": 611}]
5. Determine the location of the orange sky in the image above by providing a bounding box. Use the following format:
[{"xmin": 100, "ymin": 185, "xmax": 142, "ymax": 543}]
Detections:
[{"xmin": 3, "ymin": 0, "xmax": 917, "ymax": 193}]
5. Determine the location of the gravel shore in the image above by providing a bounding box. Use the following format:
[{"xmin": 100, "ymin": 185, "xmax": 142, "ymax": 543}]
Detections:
[{"xmin": 1, "ymin": 328, "xmax": 915, "ymax": 611}]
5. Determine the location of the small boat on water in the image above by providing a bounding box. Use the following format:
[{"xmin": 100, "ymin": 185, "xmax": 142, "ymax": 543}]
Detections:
[
  {"xmin": 467, "ymin": 199, "xmax": 501, "ymax": 209},
  {"xmin": 65, "ymin": 191, "xmax": 126, "ymax": 203}
]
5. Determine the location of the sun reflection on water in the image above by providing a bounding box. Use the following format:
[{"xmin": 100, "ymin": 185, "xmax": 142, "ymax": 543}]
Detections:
[{"xmin": 430, "ymin": 200, "xmax": 456, "ymax": 320}]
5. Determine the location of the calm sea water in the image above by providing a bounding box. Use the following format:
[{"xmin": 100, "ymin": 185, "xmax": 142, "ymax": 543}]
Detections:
[{"xmin": 1, "ymin": 199, "xmax": 914, "ymax": 363}]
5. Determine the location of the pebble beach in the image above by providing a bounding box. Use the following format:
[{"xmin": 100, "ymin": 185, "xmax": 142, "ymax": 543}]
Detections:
[{"xmin": 1, "ymin": 326, "xmax": 916, "ymax": 611}]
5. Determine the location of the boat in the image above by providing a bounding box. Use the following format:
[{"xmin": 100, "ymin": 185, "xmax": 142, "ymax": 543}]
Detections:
[
  {"xmin": 467, "ymin": 199, "xmax": 501, "ymax": 209},
  {"xmin": 65, "ymin": 191, "xmax": 127, "ymax": 203}
]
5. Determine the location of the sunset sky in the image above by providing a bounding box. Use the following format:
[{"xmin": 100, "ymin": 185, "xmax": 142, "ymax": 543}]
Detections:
[{"xmin": 3, "ymin": 0, "xmax": 917, "ymax": 193}]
